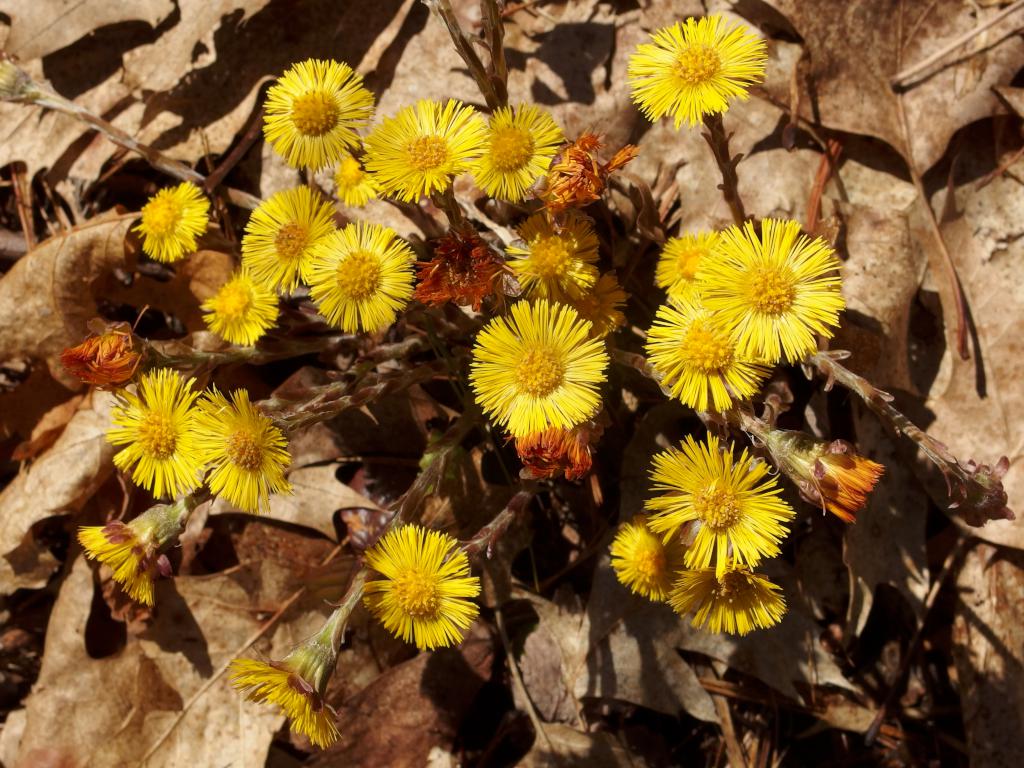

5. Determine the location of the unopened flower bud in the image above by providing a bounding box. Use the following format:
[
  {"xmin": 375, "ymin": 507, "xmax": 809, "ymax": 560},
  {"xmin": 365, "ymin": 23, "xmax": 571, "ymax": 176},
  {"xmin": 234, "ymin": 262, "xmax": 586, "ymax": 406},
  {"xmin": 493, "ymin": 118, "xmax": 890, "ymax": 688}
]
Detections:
[{"xmin": 763, "ymin": 429, "xmax": 884, "ymax": 523}]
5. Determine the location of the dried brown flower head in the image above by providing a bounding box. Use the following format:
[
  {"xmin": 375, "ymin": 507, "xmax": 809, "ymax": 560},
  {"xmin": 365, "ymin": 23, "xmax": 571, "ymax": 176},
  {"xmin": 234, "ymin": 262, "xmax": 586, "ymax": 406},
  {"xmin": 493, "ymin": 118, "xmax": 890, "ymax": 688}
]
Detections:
[
  {"xmin": 61, "ymin": 323, "xmax": 142, "ymax": 387},
  {"xmin": 415, "ymin": 228, "xmax": 506, "ymax": 311},
  {"xmin": 515, "ymin": 424, "xmax": 594, "ymax": 481},
  {"xmin": 542, "ymin": 132, "xmax": 639, "ymax": 214}
]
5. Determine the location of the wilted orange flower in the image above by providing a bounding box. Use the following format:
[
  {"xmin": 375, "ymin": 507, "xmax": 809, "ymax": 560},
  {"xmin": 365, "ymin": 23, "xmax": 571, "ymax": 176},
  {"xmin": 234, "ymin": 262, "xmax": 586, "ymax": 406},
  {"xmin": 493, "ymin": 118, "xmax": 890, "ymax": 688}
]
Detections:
[
  {"xmin": 415, "ymin": 228, "xmax": 506, "ymax": 311},
  {"xmin": 762, "ymin": 429, "xmax": 884, "ymax": 523},
  {"xmin": 514, "ymin": 424, "xmax": 594, "ymax": 481},
  {"xmin": 542, "ymin": 132, "xmax": 639, "ymax": 214},
  {"xmin": 61, "ymin": 323, "xmax": 142, "ymax": 387}
]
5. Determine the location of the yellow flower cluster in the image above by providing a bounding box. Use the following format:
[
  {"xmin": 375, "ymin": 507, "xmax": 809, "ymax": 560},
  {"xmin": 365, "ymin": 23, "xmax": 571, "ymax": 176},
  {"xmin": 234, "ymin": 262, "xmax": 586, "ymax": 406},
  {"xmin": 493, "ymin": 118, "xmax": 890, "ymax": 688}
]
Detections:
[
  {"xmin": 611, "ymin": 435, "xmax": 790, "ymax": 636},
  {"xmin": 106, "ymin": 368, "xmax": 292, "ymax": 513},
  {"xmin": 647, "ymin": 219, "xmax": 845, "ymax": 413}
]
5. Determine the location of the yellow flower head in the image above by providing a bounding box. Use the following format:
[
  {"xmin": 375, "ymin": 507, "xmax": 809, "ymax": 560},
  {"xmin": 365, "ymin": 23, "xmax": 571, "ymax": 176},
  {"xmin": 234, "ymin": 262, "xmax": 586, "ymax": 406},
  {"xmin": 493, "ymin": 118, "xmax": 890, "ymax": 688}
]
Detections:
[
  {"xmin": 241, "ymin": 186, "xmax": 336, "ymax": 292},
  {"xmin": 470, "ymin": 299, "xmax": 609, "ymax": 439},
  {"xmin": 307, "ymin": 221, "xmax": 416, "ymax": 333},
  {"xmin": 507, "ymin": 211, "xmax": 599, "ymax": 300},
  {"xmin": 334, "ymin": 151, "xmax": 380, "ymax": 207},
  {"xmin": 194, "ymin": 388, "xmax": 292, "ymax": 514},
  {"xmin": 135, "ymin": 182, "xmax": 210, "ymax": 263},
  {"xmin": 698, "ymin": 219, "xmax": 845, "ymax": 363},
  {"xmin": 646, "ymin": 434, "xmax": 794, "ymax": 578},
  {"xmin": 263, "ymin": 59, "xmax": 375, "ymax": 170},
  {"xmin": 363, "ymin": 525, "xmax": 481, "ymax": 650},
  {"xmin": 628, "ymin": 14, "xmax": 767, "ymax": 128},
  {"xmin": 363, "ymin": 99, "xmax": 486, "ymax": 202},
  {"xmin": 230, "ymin": 622, "xmax": 342, "ymax": 749},
  {"xmin": 77, "ymin": 500, "xmax": 189, "ymax": 605},
  {"xmin": 669, "ymin": 565, "xmax": 786, "ymax": 635},
  {"xmin": 656, "ymin": 231, "xmax": 718, "ymax": 305},
  {"xmin": 472, "ymin": 104, "xmax": 564, "ymax": 202},
  {"xmin": 610, "ymin": 514, "xmax": 687, "ymax": 602},
  {"xmin": 645, "ymin": 299, "xmax": 768, "ymax": 412},
  {"xmin": 201, "ymin": 270, "xmax": 280, "ymax": 346},
  {"xmin": 108, "ymin": 368, "xmax": 203, "ymax": 498},
  {"xmin": 565, "ymin": 271, "xmax": 628, "ymax": 339}
]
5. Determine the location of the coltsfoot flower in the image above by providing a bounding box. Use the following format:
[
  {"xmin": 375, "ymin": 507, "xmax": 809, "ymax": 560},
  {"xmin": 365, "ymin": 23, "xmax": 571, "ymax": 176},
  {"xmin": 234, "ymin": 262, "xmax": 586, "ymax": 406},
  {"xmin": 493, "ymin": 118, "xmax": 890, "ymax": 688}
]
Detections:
[
  {"xmin": 263, "ymin": 59, "xmax": 374, "ymax": 170},
  {"xmin": 61, "ymin": 323, "xmax": 141, "ymax": 387},
  {"xmin": 108, "ymin": 368, "xmax": 203, "ymax": 498},
  {"xmin": 135, "ymin": 182, "xmax": 209, "ymax": 263},
  {"xmin": 698, "ymin": 218, "xmax": 845, "ymax": 363},
  {"xmin": 307, "ymin": 221, "xmax": 416, "ymax": 333},
  {"xmin": 565, "ymin": 271, "xmax": 628, "ymax": 339},
  {"xmin": 363, "ymin": 525, "xmax": 481, "ymax": 650},
  {"xmin": 194, "ymin": 388, "xmax": 292, "ymax": 514},
  {"xmin": 230, "ymin": 620, "xmax": 344, "ymax": 748},
  {"xmin": 645, "ymin": 299, "xmax": 768, "ymax": 412},
  {"xmin": 78, "ymin": 499, "xmax": 191, "ymax": 605},
  {"xmin": 241, "ymin": 186, "xmax": 336, "ymax": 292},
  {"xmin": 669, "ymin": 564, "xmax": 786, "ymax": 635},
  {"xmin": 628, "ymin": 14, "xmax": 767, "ymax": 128},
  {"xmin": 507, "ymin": 211, "xmax": 599, "ymax": 300},
  {"xmin": 470, "ymin": 299, "xmax": 609, "ymax": 439},
  {"xmin": 610, "ymin": 514, "xmax": 687, "ymax": 602},
  {"xmin": 201, "ymin": 271, "xmax": 280, "ymax": 346},
  {"xmin": 333, "ymin": 151, "xmax": 380, "ymax": 207},
  {"xmin": 363, "ymin": 99, "xmax": 486, "ymax": 202},
  {"xmin": 472, "ymin": 104, "xmax": 564, "ymax": 202},
  {"xmin": 656, "ymin": 231, "xmax": 718, "ymax": 305},
  {"xmin": 646, "ymin": 434, "xmax": 794, "ymax": 577}
]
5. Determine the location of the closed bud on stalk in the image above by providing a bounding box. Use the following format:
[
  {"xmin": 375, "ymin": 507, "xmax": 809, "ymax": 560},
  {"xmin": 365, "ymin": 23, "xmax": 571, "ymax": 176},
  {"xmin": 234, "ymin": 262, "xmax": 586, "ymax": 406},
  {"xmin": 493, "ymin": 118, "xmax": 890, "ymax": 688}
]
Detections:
[{"xmin": 762, "ymin": 429, "xmax": 884, "ymax": 523}]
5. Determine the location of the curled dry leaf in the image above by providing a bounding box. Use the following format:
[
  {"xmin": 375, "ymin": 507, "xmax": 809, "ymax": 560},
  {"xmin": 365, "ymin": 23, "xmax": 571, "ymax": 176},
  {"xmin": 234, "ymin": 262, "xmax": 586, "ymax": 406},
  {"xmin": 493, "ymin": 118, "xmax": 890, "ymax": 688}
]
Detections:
[
  {"xmin": 0, "ymin": 390, "xmax": 116, "ymax": 592},
  {"xmin": 0, "ymin": 210, "xmax": 134, "ymax": 383},
  {"xmin": 13, "ymin": 547, "xmax": 332, "ymax": 766}
]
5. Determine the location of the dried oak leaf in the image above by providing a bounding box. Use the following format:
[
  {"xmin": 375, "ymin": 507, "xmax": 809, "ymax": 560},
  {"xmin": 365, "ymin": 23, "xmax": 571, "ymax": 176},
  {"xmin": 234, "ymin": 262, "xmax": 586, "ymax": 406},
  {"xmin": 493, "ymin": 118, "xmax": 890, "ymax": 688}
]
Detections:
[
  {"xmin": 952, "ymin": 543, "xmax": 1024, "ymax": 768},
  {"xmin": 13, "ymin": 548, "xmax": 330, "ymax": 766},
  {"xmin": 0, "ymin": 209, "xmax": 134, "ymax": 383},
  {"xmin": 0, "ymin": 390, "xmax": 116, "ymax": 593},
  {"xmin": 761, "ymin": 0, "xmax": 1024, "ymax": 171}
]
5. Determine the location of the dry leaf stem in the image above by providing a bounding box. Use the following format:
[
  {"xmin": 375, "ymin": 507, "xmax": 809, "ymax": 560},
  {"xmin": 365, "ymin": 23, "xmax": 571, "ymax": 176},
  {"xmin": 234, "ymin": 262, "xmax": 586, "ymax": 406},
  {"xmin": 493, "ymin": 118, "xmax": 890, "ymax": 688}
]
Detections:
[{"xmin": 0, "ymin": 59, "xmax": 261, "ymax": 209}]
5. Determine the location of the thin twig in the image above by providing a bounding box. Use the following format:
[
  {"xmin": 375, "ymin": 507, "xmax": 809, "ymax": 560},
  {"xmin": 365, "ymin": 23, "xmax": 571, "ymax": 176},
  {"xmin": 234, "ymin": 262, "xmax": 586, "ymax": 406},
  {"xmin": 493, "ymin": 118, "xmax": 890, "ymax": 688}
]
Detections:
[
  {"xmin": 891, "ymin": 0, "xmax": 1024, "ymax": 87},
  {"xmin": 203, "ymin": 108, "xmax": 264, "ymax": 194}
]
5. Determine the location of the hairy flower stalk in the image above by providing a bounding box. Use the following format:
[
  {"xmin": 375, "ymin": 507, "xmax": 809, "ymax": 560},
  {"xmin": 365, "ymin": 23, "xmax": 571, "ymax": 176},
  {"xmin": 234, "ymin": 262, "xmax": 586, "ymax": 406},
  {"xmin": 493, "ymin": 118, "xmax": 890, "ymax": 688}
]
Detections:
[{"xmin": 808, "ymin": 351, "xmax": 1013, "ymax": 525}]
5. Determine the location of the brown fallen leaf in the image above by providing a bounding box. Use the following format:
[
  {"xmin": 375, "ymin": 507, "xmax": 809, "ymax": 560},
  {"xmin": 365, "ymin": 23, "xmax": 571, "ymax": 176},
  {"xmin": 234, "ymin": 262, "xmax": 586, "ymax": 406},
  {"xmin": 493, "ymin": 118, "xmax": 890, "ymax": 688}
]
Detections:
[
  {"xmin": 519, "ymin": 722, "xmax": 633, "ymax": 768},
  {"xmin": 952, "ymin": 543, "xmax": 1024, "ymax": 768},
  {"xmin": 13, "ymin": 545, "xmax": 332, "ymax": 766},
  {"xmin": 0, "ymin": 390, "xmax": 116, "ymax": 592},
  {"xmin": 918, "ymin": 172, "xmax": 1023, "ymax": 545},
  {"xmin": 0, "ymin": 209, "xmax": 134, "ymax": 383},
  {"xmin": 309, "ymin": 623, "xmax": 494, "ymax": 767},
  {"xmin": 761, "ymin": 0, "xmax": 1024, "ymax": 171}
]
